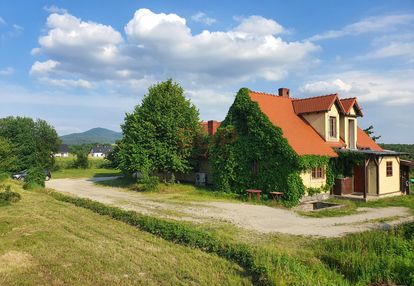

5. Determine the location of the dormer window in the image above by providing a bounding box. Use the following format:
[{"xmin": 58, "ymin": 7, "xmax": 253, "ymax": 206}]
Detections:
[{"xmin": 329, "ymin": 116, "xmax": 337, "ymax": 138}]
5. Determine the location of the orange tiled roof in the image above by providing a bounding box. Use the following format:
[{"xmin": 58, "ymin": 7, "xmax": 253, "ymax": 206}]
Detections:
[
  {"xmin": 292, "ymin": 94, "xmax": 345, "ymax": 115},
  {"xmin": 249, "ymin": 91, "xmax": 338, "ymax": 157},
  {"xmin": 356, "ymin": 127, "xmax": 383, "ymax": 151},
  {"xmin": 340, "ymin": 98, "xmax": 363, "ymax": 116}
]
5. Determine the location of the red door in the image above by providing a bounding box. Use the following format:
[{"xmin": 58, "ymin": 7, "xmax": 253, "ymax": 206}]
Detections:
[{"xmin": 354, "ymin": 165, "xmax": 365, "ymax": 193}]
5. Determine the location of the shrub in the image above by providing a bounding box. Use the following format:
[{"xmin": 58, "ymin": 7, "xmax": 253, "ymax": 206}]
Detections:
[
  {"xmin": 23, "ymin": 166, "xmax": 45, "ymax": 190},
  {"xmin": 74, "ymin": 151, "xmax": 90, "ymax": 169},
  {"xmin": 136, "ymin": 174, "xmax": 159, "ymax": 192},
  {"xmin": 0, "ymin": 185, "xmax": 21, "ymax": 206}
]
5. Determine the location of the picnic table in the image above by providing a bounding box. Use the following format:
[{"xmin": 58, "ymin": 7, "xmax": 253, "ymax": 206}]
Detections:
[
  {"xmin": 246, "ymin": 189, "xmax": 262, "ymax": 200},
  {"xmin": 270, "ymin": 191, "xmax": 283, "ymax": 201}
]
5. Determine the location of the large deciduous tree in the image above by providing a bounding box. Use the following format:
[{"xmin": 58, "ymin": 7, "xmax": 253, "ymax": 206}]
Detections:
[
  {"xmin": 0, "ymin": 116, "xmax": 61, "ymax": 172},
  {"xmin": 115, "ymin": 79, "xmax": 201, "ymax": 178}
]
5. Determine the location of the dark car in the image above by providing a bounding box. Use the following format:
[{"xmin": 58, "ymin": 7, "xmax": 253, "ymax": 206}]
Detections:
[{"xmin": 11, "ymin": 169, "xmax": 52, "ymax": 181}]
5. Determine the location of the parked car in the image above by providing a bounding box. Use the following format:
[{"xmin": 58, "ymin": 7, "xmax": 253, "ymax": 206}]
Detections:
[{"xmin": 11, "ymin": 169, "xmax": 52, "ymax": 181}]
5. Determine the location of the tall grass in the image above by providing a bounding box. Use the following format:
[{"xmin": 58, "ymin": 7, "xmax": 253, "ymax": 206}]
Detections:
[
  {"xmin": 318, "ymin": 223, "xmax": 414, "ymax": 285},
  {"xmin": 42, "ymin": 188, "xmax": 349, "ymax": 286}
]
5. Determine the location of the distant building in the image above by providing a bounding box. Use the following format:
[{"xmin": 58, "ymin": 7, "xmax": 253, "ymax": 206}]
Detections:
[
  {"xmin": 90, "ymin": 145, "xmax": 114, "ymax": 158},
  {"xmin": 55, "ymin": 144, "xmax": 70, "ymax": 157}
]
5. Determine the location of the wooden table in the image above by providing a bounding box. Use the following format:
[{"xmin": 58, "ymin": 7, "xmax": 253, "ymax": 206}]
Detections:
[
  {"xmin": 270, "ymin": 191, "xmax": 283, "ymax": 201},
  {"xmin": 246, "ymin": 189, "xmax": 262, "ymax": 200}
]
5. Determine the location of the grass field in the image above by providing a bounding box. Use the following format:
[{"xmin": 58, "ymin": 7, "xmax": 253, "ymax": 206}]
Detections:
[
  {"xmin": 0, "ymin": 180, "xmax": 251, "ymax": 285},
  {"xmin": 52, "ymin": 157, "xmax": 121, "ymax": 179},
  {"xmin": 52, "ymin": 168, "xmax": 121, "ymax": 179}
]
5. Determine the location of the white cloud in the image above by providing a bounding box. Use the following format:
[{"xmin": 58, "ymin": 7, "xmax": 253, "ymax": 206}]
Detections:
[
  {"xmin": 12, "ymin": 24, "xmax": 23, "ymax": 32},
  {"xmin": 124, "ymin": 9, "xmax": 317, "ymax": 82},
  {"xmin": 299, "ymin": 69, "xmax": 414, "ymax": 105},
  {"xmin": 357, "ymin": 33, "xmax": 414, "ymax": 62},
  {"xmin": 299, "ymin": 79, "xmax": 352, "ymax": 94},
  {"xmin": 309, "ymin": 14, "xmax": 414, "ymax": 41},
  {"xmin": 39, "ymin": 78, "xmax": 93, "ymax": 89},
  {"xmin": 235, "ymin": 15, "xmax": 284, "ymax": 35},
  {"xmin": 0, "ymin": 17, "xmax": 6, "ymax": 25},
  {"xmin": 191, "ymin": 12, "xmax": 216, "ymax": 26},
  {"xmin": 43, "ymin": 5, "xmax": 68, "ymax": 14},
  {"xmin": 32, "ymin": 8, "xmax": 319, "ymax": 89},
  {"xmin": 0, "ymin": 67, "xmax": 14, "ymax": 76},
  {"xmin": 30, "ymin": 60, "xmax": 59, "ymax": 75}
]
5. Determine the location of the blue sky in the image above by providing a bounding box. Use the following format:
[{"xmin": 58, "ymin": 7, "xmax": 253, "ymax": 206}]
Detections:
[{"xmin": 0, "ymin": 0, "xmax": 413, "ymax": 143}]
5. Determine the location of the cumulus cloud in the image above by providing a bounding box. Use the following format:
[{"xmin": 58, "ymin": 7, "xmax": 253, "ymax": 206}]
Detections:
[
  {"xmin": 309, "ymin": 14, "xmax": 414, "ymax": 41},
  {"xmin": 43, "ymin": 5, "xmax": 67, "ymax": 14},
  {"xmin": 31, "ymin": 8, "xmax": 319, "ymax": 92},
  {"xmin": 299, "ymin": 70, "xmax": 414, "ymax": 105},
  {"xmin": 0, "ymin": 67, "xmax": 14, "ymax": 76},
  {"xmin": 30, "ymin": 60, "xmax": 59, "ymax": 75},
  {"xmin": 191, "ymin": 12, "xmax": 216, "ymax": 26},
  {"xmin": 299, "ymin": 79, "xmax": 352, "ymax": 94}
]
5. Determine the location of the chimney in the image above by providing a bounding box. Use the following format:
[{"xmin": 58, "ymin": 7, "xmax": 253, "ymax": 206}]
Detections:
[
  {"xmin": 208, "ymin": 120, "xmax": 220, "ymax": 136},
  {"xmin": 278, "ymin": 88, "xmax": 290, "ymax": 98}
]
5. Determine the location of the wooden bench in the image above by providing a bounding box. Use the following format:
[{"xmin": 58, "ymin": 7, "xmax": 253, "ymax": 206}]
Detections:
[
  {"xmin": 246, "ymin": 189, "xmax": 262, "ymax": 201},
  {"xmin": 270, "ymin": 191, "xmax": 283, "ymax": 201}
]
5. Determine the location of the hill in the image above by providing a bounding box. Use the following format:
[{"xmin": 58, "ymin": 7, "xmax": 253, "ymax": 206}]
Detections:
[
  {"xmin": 379, "ymin": 143, "xmax": 414, "ymax": 160},
  {"xmin": 60, "ymin": 128, "xmax": 122, "ymax": 145}
]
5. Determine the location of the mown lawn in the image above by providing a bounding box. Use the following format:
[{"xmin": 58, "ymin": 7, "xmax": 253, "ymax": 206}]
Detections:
[
  {"xmin": 52, "ymin": 167, "xmax": 121, "ymax": 179},
  {"xmin": 0, "ymin": 181, "xmax": 251, "ymax": 285}
]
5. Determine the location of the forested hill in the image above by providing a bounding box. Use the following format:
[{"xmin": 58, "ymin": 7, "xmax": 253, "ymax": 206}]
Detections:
[
  {"xmin": 60, "ymin": 128, "xmax": 122, "ymax": 145},
  {"xmin": 379, "ymin": 144, "xmax": 414, "ymax": 159}
]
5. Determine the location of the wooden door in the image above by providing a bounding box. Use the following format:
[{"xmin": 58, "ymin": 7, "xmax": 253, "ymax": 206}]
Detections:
[{"xmin": 354, "ymin": 164, "xmax": 365, "ymax": 193}]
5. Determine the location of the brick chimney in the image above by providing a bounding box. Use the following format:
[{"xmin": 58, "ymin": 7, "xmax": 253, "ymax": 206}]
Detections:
[
  {"xmin": 207, "ymin": 120, "xmax": 220, "ymax": 136},
  {"xmin": 278, "ymin": 88, "xmax": 290, "ymax": 98}
]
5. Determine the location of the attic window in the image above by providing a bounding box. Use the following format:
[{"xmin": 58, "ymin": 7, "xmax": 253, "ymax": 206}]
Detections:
[{"xmin": 329, "ymin": 116, "xmax": 337, "ymax": 138}]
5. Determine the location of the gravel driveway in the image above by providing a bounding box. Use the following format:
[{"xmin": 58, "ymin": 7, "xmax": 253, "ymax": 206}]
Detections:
[{"xmin": 46, "ymin": 177, "xmax": 413, "ymax": 237}]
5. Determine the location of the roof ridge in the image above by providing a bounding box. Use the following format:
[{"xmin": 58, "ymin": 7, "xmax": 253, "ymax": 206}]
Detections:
[
  {"xmin": 249, "ymin": 90, "xmax": 278, "ymax": 97},
  {"xmin": 292, "ymin": 93, "xmax": 338, "ymax": 102},
  {"xmin": 340, "ymin": 97, "xmax": 356, "ymax": 101}
]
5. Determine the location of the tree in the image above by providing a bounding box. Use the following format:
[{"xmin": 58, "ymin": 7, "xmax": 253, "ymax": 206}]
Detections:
[
  {"xmin": 115, "ymin": 79, "xmax": 201, "ymax": 179},
  {"xmin": 363, "ymin": 125, "xmax": 381, "ymax": 142},
  {"xmin": 0, "ymin": 116, "xmax": 61, "ymax": 172},
  {"xmin": 0, "ymin": 138, "xmax": 18, "ymax": 172}
]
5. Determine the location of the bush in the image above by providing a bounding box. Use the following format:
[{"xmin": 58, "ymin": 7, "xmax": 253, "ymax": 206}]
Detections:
[
  {"xmin": 0, "ymin": 185, "xmax": 21, "ymax": 206},
  {"xmin": 23, "ymin": 166, "xmax": 45, "ymax": 190},
  {"xmin": 136, "ymin": 174, "xmax": 159, "ymax": 192},
  {"xmin": 74, "ymin": 151, "xmax": 89, "ymax": 169}
]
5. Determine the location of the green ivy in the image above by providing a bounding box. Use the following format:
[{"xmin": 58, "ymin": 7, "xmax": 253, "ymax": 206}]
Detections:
[{"xmin": 210, "ymin": 88, "xmax": 307, "ymax": 206}]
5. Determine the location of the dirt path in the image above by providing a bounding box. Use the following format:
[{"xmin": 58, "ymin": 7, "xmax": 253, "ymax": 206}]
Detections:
[{"xmin": 46, "ymin": 177, "xmax": 413, "ymax": 237}]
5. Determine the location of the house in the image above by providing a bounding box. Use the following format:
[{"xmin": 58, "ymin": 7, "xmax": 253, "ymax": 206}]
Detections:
[
  {"xmin": 90, "ymin": 145, "xmax": 113, "ymax": 158},
  {"xmin": 54, "ymin": 144, "xmax": 70, "ymax": 157},
  {"xmin": 200, "ymin": 87, "xmax": 410, "ymax": 201}
]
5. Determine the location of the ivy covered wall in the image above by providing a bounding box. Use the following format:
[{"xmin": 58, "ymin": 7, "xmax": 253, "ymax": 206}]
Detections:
[{"xmin": 210, "ymin": 88, "xmax": 309, "ymax": 206}]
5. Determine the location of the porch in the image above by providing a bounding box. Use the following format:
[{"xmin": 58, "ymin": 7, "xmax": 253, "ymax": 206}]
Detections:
[{"xmin": 332, "ymin": 149, "xmax": 411, "ymax": 200}]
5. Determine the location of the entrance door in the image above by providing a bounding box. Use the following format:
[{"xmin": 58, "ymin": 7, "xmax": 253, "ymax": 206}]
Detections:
[
  {"xmin": 400, "ymin": 167, "xmax": 409, "ymax": 194},
  {"xmin": 348, "ymin": 119, "xmax": 355, "ymax": 149},
  {"xmin": 354, "ymin": 164, "xmax": 365, "ymax": 193}
]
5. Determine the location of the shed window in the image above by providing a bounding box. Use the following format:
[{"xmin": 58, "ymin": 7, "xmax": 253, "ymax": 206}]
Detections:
[
  {"xmin": 329, "ymin": 116, "xmax": 337, "ymax": 138},
  {"xmin": 386, "ymin": 161, "xmax": 393, "ymax": 177},
  {"xmin": 311, "ymin": 167, "xmax": 324, "ymax": 179}
]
